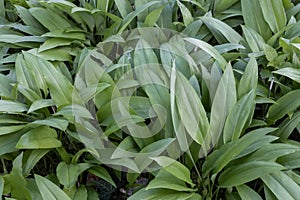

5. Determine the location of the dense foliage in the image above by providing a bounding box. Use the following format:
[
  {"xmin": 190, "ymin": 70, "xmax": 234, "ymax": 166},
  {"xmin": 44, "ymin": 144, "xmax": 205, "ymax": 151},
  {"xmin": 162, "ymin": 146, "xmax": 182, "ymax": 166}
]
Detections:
[{"xmin": 1, "ymin": 0, "xmax": 300, "ymax": 199}]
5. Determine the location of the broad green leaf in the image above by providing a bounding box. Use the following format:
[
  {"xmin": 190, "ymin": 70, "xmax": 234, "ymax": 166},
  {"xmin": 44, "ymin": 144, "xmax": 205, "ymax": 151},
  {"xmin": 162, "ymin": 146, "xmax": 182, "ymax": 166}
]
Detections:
[
  {"xmin": 0, "ymin": 176, "xmax": 3, "ymax": 197},
  {"xmin": 262, "ymin": 171, "xmax": 300, "ymax": 200},
  {"xmin": 267, "ymin": 89, "xmax": 300, "ymax": 123},
  {"xmin": 264, "ymin": 44, "xmax": 278, "ymax": 62},
  {"xmin": 214, "ymin": 0, "xmax": 239, "ymax": 13},
  {"xmin": 57, "ymin": 162, "xmax": 93, "ymax": 188},
  {"xmin": 238, "ymin": 57, "xmax": 258, "ymax": 99},
  {"xmin": 23, "ymin": 150, "xmax": 50, "ymax": 176},
  {"xmin": 273, "ymin": 112, "xmax": 300, "ymax": 140},
  {"xmin": 15, "ymin": 6, "xmax": 44, "ymax": 30},
  {"xmin": 54, "ymin": 104, "xmax": 93, "ymax": 121},
  {"xmin": 134, "ymin": 138, "xmax": 175, "ymax": 172},
  {"xmin": 151, "ymin": 156, "xmax": 194, "ymax": 186},
  {"xmin": 146, "ymin": 176, "xmax": 195, "ymax": 192},
  {"xmin": 210, "ymin": 63, "xmax": 236, "ymax": 145},
  {"xmin": 39, "ymin": 38, "xmax": 73, "ymax": 52},
  {"xmin": 144, "ymin": 4, "xmax": 166, "ymax": 27},
  {"xmin": 29, "ymin": 7, "xmax": 71, "ymax": 31},
  {"xmin": 115, "ymin": 0, "xmax": 132, "ymax": 18},
  {"xmin": 22, "ymin": 52, "xmax": 81, "ymax": 106},
  {"xmin": 241, "ymin": 26, "xmax": 265, "ymax": 52},
  {"xmin": 118, "ymin": 1, "xmax": 160, "ymax": 33},
  {"xmin": 184, "ymin": 37, "xmax": 227, "ymax": 69},
  {"xmin": 79, "ymin": 83, "xmax": 111, "ymax": 102},
  {"xmin": 244, "ymin": 143, "xmax": 300, "ymax": 162},
  {"xmin": 0, "ymin": 74, "xmax": 13, "ymax": 99},
  {"xmin": 0, "ymin": 100, "xmax": 28, "ymax": 113},
  {"xmin": 4, "ymin": 154, "xmax": 32, "ymax": 200},
  {"xmin": 273, "ymin": 67, "xmax": 300, "ymax": 84},
  {"xmin": 0, "ymin": 125, "xmax": 27, "ymax": 136},
  {"xmin": 41, "ymin": 31, "xmax": 85, "ymax": 40},
  {"xmin": 201, "ymin": 16, "xmax": 242, "ymax": 44},
  {"xmin": 236, "ymin": 184, "xmax": 263, "ymax": 200},
  {"xmin": 241, "ymin": 0, "xmax": 272, "ymax": 40},
  {"xmin": 30, "ymin": 118, "xmax": 69, "ymax": 131},
  {"xmin": 203, "ymin": 128, "xmax": 276, "ymax": 176},
  {"xmin": 177, "ymin": 0, "xmax": 193, "ymax": 26},
  {"xmin": 0, "ymin": 131, "xmax": 24, "ymax": 156},
  {"xmin": 278, "ymin": 151, "xmax": 300, "ymax": 169},
  {"xmin": 16, "ymin": 126, "xmax": 62, "ymax": 149},
  {"xmin": 73, "ymin": 186, "xmax": 87, "ymax": 200},
  {"xmin": 28, "ymin": 99, "xmax": 55, "ymax": 113},
  {"xmin": 223, "ymin": 90, "xmax": 255, "ymax": 143},
  {"xmin": 88, "ymin": 166, "xmax": 116, "ymax": 187},
  {"xmin": 35, "ymin": 174, "xmax": 71, "ymax": 200},
  {"xmin": 16, "ymin": 53, "xmax": 45, "ymax": 97},
  {"xmin": 219, "ymin": 161, "xmax": 285, "ymax": 187},
  {"xmin": 128, "ymin": 188, "xmax": 200, "ymax": 200},
  {"xmin": 146, "ymin": 168, "xmax": 195, "ymax": 192},
  {"xmin": 173, "ymin": 65, "xmax": 209, "ymax": 145},
  {"xmin": 259, "ymin": 0, "xmax": 287, "ymax": 33}
]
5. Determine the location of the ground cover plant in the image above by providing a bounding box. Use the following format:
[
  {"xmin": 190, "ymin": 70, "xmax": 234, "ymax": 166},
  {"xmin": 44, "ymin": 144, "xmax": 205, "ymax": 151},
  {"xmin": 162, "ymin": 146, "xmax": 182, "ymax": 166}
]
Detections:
[{"xmin": 2, "ymin": 0, "xmax": 300, "ymax": 199}]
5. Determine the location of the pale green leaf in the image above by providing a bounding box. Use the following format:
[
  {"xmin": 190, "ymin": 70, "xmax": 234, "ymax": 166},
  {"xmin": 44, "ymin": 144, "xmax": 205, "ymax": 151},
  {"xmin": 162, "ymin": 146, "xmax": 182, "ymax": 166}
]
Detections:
[
  {"xmin": 236, "ymin": 184, "xmax": 263, "ymax": 200},
  {"xmin": 262, "ymin": 171, "xmax": 300, "ymax": 200},
  {"xmin": 16, "ymin": 126, "xmax": 62, "ymax": 149},
  {"xmin": 219, "ymin": 161, "xmax": 285, "ymax": 187},
  {"xmin": 267, "ymin": 89, "xmax": 300, "ymax": 123},
  {"xmin": 57, "ymin": 162, "xmax": 93, "ymax": 188},
  {"xmin": 35, "ymin": 174, "xmax": 71, "ymax": 200}
]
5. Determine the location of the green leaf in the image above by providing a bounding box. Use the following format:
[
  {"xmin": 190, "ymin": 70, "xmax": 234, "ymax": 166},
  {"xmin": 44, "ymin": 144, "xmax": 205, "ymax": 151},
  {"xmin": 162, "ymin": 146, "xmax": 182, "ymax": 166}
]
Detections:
[
  {"xmin": 219, "ymin": 161, "xmax": 285, "ymax": 187},
  {"xmin": 267, "ymin": 89, "xmax": 300, "ymax": 123},
  {"xmin": 144, "ymin": 4, "xmax": 166, "ymax": 27},
  {"xmin": 278, "ymin": 151, "xmax": 300, "ymax": 169},
  {"xmin": 236, "ymin": 184, "xmax": 263, "ymax": 200},
  {"xmin": 0, "ymin": 74, "xmax": 13, "ymax": 99},
  {"xmin": 238, "ymin": 57, "xmax": 258, "ymax": 99},
  {"xmin": 241, "ymin": 0, "xmax": 272, "ymax": 40},
  {"xmin": 23, "ymin": 150, "xmax": 50, "ymax": 176},
  {"xmin": 134, "ymin": 138, "xmax": 175, "ymax": 172},
  {"xmin": 151, "ymin": 156, "xmax": 194, "ymax": 186},
  {"xmin": 0, "ymin": 125, "xmax": 27, "ymax": 136},
  {"xmin": 177, "ymin": 0, "xmax": 193, "ymax": 26},
  {"xmin": 173, "ymin": 64, "xmax": 209, "ymax": 145},
  {"xmin": 128, "ymin": 188, "xmax": 200, "ymax": 200},
  {"xmin": 118, "ymin": 1, "xmax": 160, "ymax": 33},
  {"xmin": 210, "ymin": 63, "xmax": 236, "ymax": 145},
  {"xmin": 184, "ymin": 37, "xmax": 227, "ymax": 69},
  {"xmin": 273, "ymin": 111, "xmax": 300, "ymax": 140},
  {"xmin": 0, "ymin": 176, "xmax": 4, "ymax": 198},
  {"xmin": 4, "ymin": 154, "xmax": 32, "ymax": 200},
  {"xmin": 203, "ymin": 128, "xmax": 276, "ymax": 176},
  {"xmin": 0, "ymin": 131, "xmax": 24, "ymax": 156},
  {"xmin": 259, "ymin": 0, "xmax": 287, "ymax": 33},
  {"xmin": 22, "ymin": 52, "xmax": 81, "ymax": 106},
  {"xmin": 201, "ymin": 16, "xmax": 242, "ymax": 44},
  {"xmin": 214, "ymin": 0, "xmax": 239, "ymax": 13},
  {"xmin": 30, "ymin": 118, "xmax": 69, "ymax": 131},
  {"xmin": 245, "ymin": 143, "xmax": 300, "ymax": 162},
  {"xmin": 28, "ymin": 99, "xmax": 55, "ymax": 113},
  {"xmin": 39, "ymin": 38, "xmax": 73, "ymax": 52},
  {"xmin": 262, "ymin": 171, "xmax": 300, "ymax": 200},
  {"xmin": 115, "ymin": 0, "xmax": 132, "ymax": 18},
  {"xmin": 241, "ymin": 26, "xmax": 265, "ymax": 53},
  {"xmin": 57, "ymin": 162, "xmax": 93, "ymax": 188},
  {"xmin": 29, "ymin": 7, "xmax": 71, "ymax": 31},
  {"xmin": 16, "ymin": 126, "xmax": 62, "ymax": 149},
  {"xmin": 273, "ymin": 67, "xmax": 300, "ymax": 84},
  {"xmin": 223, "ymin": 90, "xmax": 255, "ymax": 143},
  {"xmin": 0, "ymin": 100, "xmax": 28, "ymax": 113},
  {"xmin": 35, "ymin": 174, "xmax": 71, "ymax": 200},
  {"xmin": 41, "ymin": 31, "xmax": 85, "ymax": 40},
  {"xmin": 88, "ymin": 166, "xmax": 116, "ymax": 187}
]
